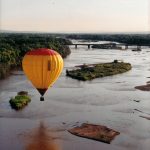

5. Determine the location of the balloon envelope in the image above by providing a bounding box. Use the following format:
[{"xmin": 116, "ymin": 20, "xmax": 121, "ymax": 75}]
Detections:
[{"xmin": 22, "ymin": 48, "xmax": 63, "ymax": 96}]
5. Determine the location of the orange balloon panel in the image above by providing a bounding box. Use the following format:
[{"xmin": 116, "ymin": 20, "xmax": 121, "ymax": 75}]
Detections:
[{"xmin": 22, "ymin": 48, "xmax": 63, "ymax": 96}]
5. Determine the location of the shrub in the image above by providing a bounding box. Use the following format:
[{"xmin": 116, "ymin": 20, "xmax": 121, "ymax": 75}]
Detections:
[{"xmin": 9, "ymin": 94, "xmax": 31, "ymax": 110}]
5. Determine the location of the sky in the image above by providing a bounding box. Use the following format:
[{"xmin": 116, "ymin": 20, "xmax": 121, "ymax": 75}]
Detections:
[{"xmin": 0, "ymin": 0, "xmax": 149, "ymax": 33}]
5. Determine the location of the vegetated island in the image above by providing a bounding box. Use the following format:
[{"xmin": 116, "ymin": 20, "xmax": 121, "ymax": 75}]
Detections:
[
  {"xmin": 66, "ymin": 60, "xmax": 132, "ymax": 81},
  {"xmin": 9, "ymin": 91, "xmax": 31, "ymax": 110},
  {"xmin": 92, "ymin": 43, "xmax": 123, "ymax": 50},
  {"xmin": 0, "ymin": 33, "xmax": 72, "ymax": 79}
]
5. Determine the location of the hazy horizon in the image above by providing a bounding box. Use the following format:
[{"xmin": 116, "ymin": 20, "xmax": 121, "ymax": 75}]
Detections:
[
  {"xmin": 1, "ymin": 29, "xmax": 150, "ymax": 34},
  {"xmin": 0, "ymin": 0, "xmax": 149, "ymax": 33}
]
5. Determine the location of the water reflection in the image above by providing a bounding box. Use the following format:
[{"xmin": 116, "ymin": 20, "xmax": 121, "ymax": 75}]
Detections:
[{"xmin": 26, "ymin": 122, "xmax": 61, "ymax": 150}]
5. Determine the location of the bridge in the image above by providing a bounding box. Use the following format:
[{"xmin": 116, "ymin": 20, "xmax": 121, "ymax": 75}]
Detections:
[{"xmin": 66, "ymin": 43, "xmax": 149, "ymax": 49}]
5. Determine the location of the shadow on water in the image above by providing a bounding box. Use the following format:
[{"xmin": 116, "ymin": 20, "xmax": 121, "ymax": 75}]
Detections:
[{"xmin": 25, "ymin": 121, "xmax": 61, "ymax": 150}]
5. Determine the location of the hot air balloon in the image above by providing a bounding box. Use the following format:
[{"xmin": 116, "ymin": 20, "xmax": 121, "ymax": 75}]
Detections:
[{"xmin": 22, "ymin": 48, "xmax": 63, "ymax": 101}]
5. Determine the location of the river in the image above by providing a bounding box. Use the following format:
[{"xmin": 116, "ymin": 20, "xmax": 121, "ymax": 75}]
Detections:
[{"xmin": 0, "ymin": 40, "xmax": 150, "ymax": 150}]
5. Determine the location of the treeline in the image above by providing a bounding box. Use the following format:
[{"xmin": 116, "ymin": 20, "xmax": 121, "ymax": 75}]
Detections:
[
  {"xmin": 0, "ymin": 33, "xmax": 71, "ymax": 79},
  {"xmin": 66, "ymin": 34, "xmax": 150, "ymax": 45}
]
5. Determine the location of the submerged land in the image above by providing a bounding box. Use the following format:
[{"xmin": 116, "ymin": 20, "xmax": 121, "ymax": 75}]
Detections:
[{"xmin": 68, "ymin": 123, "xmax": 120, "ymax": 144}]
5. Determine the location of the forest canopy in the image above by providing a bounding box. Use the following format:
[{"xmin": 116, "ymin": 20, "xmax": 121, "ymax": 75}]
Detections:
[{"xmin": 0, "ymin": 33, "xmax": 71, "ymax": 79}]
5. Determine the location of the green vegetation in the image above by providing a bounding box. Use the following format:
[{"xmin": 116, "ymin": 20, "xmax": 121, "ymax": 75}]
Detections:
[
  {"xmin": 66, "ymin": 61, "xmax": 132, "ymax": 81},
  {"xmin": 0, "ymin": 63, "xmax": 10, "ymax": 79},
  {"xmin": 9, "ymin": 91, "xmax": 31, "ymax": 110},
  {"xmin": 0, "ymin": 33, "xmax": 71, "ymax": 79},
  {"xmin": 66, "ymin": 34, "xmax": 150, "ymax": 45}
]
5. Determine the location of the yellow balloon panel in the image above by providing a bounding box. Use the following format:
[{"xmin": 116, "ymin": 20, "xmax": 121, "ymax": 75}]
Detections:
[{"xmin": 22, "ymin": 54, "xmax": 63, "ymax": 89}]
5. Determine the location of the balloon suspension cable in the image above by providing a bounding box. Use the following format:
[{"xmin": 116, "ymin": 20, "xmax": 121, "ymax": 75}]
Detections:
[{"xmin": 40, "ymin": 96, "xmax": 44, "ymax": 101}]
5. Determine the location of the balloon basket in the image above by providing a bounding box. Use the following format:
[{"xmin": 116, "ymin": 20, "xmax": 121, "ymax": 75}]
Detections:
[{"xmin": 40, "ymin": 96, "xmax": 44, "ymax": 101}]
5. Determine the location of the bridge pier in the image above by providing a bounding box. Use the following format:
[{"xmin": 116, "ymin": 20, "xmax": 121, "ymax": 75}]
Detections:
[
  {"xmin": 137, "ymin": 46, "xmax": 141, "ymax": 49},
  {"xmin": 125, "ymin": 45, "xmax": 128, "ymax": 49},
  {"xmin": 88, "ymin": 45, "xmax": 90, "ymax": 49},
  {"xmin": 75, "ymin": 45, "xmax": 77, "ymax": 49}
]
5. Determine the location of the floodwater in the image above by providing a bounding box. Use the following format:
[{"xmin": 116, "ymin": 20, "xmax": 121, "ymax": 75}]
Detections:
[{"xmin": 0, "ymin": 40, "xmax": 150, "ymax": 150}]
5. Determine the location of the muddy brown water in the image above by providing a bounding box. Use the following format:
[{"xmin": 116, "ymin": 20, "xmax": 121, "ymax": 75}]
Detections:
[{"xmin": 0, "ymin": 40, "xmax": 150, "ymax": 150}]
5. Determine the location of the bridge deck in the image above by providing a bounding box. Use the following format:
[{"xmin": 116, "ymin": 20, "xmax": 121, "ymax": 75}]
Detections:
[{"xmin": 66, "ymin": 43, "xmax": 150, "ymax": 46}]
